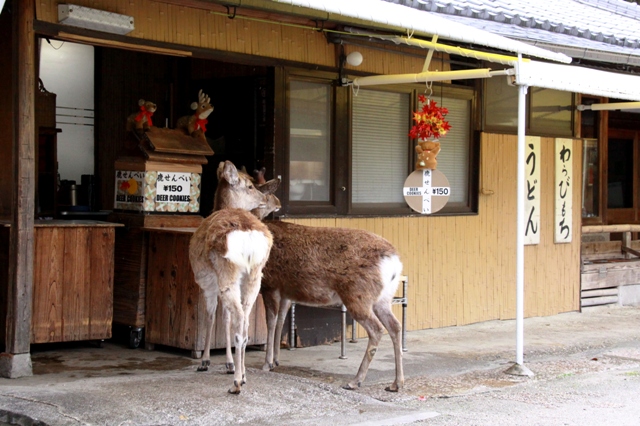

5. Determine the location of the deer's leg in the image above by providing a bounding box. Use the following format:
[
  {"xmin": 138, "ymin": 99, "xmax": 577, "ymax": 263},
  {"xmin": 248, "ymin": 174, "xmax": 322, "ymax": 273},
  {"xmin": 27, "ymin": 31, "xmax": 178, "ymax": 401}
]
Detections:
[
  {"xmin": 344, "ymin": 311, "xmax": 384, "ymax": 390},
  {"xmin": 223, "ymin": 307, "xmax": 234, "ymax": 374},
  {"xmin": 220, "ymin": 291, "xmax": 245, "ymax": 394},
  {"xmin": 374, "ymin": 301, "xmax": 404, "ymax": 392},
  {"xmin": 273, "ymin": 298, "xmax": 292, "ymax": 367},
  {"xmin": 262, "ymin": 290, "xmax": 280, "ymax": 371},
  {"xmin": 239, "ymin": 270, "xmax": 263, "ymax": 383},
  {"xmin": 197, "ymin": 286, "xmax": 218, "ymax": 372}
]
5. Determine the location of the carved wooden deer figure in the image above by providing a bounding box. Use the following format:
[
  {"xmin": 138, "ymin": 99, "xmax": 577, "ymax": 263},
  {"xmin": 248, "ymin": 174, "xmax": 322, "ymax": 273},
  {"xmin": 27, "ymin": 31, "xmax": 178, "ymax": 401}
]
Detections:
[
  {"xmin": 220, "ymin": 168, "xmax": 403, "ymax": 391},
  {"xmin": 188, "ymin": 160, "xmax": 276, "ymax": 394}
]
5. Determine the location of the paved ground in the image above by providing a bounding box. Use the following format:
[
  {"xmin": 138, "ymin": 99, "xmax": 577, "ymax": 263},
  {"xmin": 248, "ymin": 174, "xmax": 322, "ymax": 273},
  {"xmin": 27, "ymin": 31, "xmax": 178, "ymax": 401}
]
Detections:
[{"xmin": 1, "ymin": 305, "xmax": 639, "ymax": 425}]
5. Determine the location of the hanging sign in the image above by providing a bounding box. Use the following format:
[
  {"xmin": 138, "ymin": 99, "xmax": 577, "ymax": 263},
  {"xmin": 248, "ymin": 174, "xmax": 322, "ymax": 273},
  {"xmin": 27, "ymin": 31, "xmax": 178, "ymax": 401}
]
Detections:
[
  {"xmin": 554, "ymin": 138, "xmax": 573, "ymax": 243},
  {"xmin": 403, "ymin": 169, "xmax": 450, "ymax": 214},
  {"xmin": 524, "ymin": 136, "xmax": 541, "ymax": 245}
]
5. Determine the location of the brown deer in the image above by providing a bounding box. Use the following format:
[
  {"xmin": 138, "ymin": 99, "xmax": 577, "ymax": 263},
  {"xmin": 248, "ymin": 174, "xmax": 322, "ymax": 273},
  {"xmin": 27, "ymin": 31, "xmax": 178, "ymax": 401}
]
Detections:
[
  {"xmin": 189, "ymin": 160, "xmax": 276, "ymax": 394},
  {"xmin": 216, "ymin": 167, "xmax": 404, "ymax": 392},
  {"xmin": 259, "ymin": 223, "xmax": 405, "ymax": 392}
]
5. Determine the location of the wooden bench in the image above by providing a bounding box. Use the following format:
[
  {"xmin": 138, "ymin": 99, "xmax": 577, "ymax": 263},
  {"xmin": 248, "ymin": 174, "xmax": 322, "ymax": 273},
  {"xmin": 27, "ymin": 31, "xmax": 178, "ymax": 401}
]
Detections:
[{"xmin": 581, "ymin": 225, "xmax": 640, "ymax": 307}]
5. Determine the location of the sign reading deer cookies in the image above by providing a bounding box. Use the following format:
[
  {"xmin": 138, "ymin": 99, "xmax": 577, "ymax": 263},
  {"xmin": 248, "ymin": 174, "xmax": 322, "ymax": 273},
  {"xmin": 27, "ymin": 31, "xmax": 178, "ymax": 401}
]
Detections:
[
  {"xmin": 114, "ymin": 170, "xmax": 201, "ymax": 213},
  {"xmin": 403, "ymin": 169, "xmax": 450, "ymax": 214}
]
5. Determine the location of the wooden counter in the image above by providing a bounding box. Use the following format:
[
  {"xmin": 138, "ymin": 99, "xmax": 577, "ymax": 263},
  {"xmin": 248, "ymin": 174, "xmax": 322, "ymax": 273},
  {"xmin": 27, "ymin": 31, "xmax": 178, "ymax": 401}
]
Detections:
[
  {"xmin": 1, "ymin": 220, "xmax": 123, "ymax": 344},
  {"xmin": 143, "ymin": 226, "xmax": 267, "ymax": 358}
]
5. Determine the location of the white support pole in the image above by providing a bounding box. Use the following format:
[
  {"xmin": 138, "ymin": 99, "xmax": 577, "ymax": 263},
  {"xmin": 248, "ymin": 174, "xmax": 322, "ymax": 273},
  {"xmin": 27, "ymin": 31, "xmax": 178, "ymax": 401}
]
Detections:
[
  {"xmin": 516, "ymin": 81, "xmax": 526, "ymax": 367},
  {"xmin": 506, "ymin": 54, "xmax": 534, "ymax": 378}
]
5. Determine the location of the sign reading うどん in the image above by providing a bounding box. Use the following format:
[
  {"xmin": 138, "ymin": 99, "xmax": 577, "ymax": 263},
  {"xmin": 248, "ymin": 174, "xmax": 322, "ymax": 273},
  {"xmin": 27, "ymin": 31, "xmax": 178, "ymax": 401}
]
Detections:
[{"xmin": 403, "ymin": 169, "xmax": 450, "ymax": 214}]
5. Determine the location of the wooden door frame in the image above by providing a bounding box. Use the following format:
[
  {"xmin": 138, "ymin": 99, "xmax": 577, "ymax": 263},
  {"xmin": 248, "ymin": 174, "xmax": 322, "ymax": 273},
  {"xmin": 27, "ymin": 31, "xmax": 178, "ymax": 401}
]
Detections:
[{"xmin": 606, "ymin": 128, "xmax": 640, "ymax": 225}]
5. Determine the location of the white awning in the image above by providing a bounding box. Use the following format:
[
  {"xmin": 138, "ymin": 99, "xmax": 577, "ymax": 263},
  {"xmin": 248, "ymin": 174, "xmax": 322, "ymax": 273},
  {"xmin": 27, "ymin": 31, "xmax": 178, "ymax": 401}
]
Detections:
[
  {"xmin": 271, "ymin": 0, "xmax": 572, "ymax": 64},
  {"xmin": 515, "ymin": 61, "xmax": 640, "ymax": 101}
]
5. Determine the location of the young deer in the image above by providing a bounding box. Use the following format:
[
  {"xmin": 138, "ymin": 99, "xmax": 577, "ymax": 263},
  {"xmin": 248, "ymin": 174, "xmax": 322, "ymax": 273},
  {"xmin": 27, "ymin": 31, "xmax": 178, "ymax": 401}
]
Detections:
[{"xmin": 189, "ymin": 161, "xmax": 276, "ymax": 394}]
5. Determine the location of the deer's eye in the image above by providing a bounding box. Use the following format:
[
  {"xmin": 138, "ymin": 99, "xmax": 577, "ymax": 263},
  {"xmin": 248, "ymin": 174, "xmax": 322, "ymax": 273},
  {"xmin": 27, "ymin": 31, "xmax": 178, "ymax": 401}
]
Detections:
[{"xmin": 247, "ymin": 184, "xmax": 254, "ymax": 189}]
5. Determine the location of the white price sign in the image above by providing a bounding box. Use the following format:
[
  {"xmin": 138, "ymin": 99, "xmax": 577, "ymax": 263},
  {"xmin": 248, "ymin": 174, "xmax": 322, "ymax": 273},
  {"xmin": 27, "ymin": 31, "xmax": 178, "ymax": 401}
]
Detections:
[
  {"xmin": 403, "ymin": 169, "xmax": 450, "ymax": 214},
  {"xmin": 156, "ymin": 172, "xmax": 192, "ymax": 203}
]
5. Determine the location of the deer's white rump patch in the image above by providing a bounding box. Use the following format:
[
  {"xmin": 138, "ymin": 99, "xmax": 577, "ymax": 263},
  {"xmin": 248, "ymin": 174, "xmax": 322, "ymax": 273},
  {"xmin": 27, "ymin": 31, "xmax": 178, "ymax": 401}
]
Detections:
[
  {"xmin": 378, "ymin": 255, "xmax": 403, "ymax": 303},
  {"xmin": 224, "ymin": 230, "xmax": 271, "ymax": 273}
]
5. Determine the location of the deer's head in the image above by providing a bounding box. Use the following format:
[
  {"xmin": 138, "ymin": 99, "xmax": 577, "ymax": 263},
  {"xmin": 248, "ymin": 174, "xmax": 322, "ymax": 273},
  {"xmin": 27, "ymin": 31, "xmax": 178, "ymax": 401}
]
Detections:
[
  {"xmin": 249, "ymin": 168, "xmax": 281, "ymax": 219},
  {"xmin": 213, "ymin": 161, "xmax": 272, "ymax": 212}
]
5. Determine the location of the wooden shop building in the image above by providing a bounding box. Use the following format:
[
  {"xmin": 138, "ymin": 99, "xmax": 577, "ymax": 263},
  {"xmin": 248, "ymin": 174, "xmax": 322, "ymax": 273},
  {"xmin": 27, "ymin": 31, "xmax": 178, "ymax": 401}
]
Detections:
[{"xmin": 3, "ymin": 0, "xmax": 640, "ymax": 377}]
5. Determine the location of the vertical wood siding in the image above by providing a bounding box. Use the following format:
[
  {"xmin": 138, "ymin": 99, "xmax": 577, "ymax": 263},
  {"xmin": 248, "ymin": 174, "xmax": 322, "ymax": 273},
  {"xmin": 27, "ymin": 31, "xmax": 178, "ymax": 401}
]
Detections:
[
  {"xmin": 289, "ymin": 134, "xmax": 581, "ymax": 334},
  {"xmin": 35, "ymin": 0, "xmax": 442, "ymax": 74}
]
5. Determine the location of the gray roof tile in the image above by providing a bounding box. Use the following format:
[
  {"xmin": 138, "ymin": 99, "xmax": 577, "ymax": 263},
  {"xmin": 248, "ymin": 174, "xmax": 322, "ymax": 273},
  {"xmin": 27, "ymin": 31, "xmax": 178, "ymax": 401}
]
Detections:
[{"xmin": 384, "ymin": 0, "xmax": 640, "ymax": 59}]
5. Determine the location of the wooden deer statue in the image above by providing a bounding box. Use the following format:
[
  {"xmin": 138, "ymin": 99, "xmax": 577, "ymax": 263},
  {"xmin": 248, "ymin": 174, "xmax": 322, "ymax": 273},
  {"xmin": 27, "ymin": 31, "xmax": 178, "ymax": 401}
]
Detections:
[
  {"xmin": 189, "ymin": 160, "xmax": 276, "ymax": 394},
  {"xmin": 219, "ymin": 166, "xmax": 404, "ymax": 392}
]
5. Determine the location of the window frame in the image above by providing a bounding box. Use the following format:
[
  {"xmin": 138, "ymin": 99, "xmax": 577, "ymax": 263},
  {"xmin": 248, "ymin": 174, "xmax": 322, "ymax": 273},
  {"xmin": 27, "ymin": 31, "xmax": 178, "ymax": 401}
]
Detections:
[
  {"xmin": 280, "ymin": 69, "xmax": 344, "ymax": 216},
  {"xmin": 278, "ymin": 68, "xmax": 480, "ymax": 218}
]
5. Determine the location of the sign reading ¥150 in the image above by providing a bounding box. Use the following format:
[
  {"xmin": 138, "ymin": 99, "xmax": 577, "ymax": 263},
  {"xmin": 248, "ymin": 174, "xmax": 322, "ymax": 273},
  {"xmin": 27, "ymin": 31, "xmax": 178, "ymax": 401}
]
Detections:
[
  {"xmin": 114, "ymin": 170, "xmax": 201, "ymax": 213},
  {"xmin": 403, "ymin": 168, "xmax": 450, "ymax": 214}
]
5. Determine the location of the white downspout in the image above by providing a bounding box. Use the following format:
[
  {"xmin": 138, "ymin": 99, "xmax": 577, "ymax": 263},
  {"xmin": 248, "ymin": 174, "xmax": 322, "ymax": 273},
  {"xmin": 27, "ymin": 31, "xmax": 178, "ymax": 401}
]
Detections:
[{"xmin": 506, "ymin": 53, "xmax": 534, "ymax": 377}]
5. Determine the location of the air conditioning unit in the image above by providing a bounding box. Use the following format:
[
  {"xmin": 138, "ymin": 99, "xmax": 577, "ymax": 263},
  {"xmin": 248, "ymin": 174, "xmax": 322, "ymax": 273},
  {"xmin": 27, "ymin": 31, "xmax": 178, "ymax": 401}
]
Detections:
[{"xmin": 58, "ymin": 4, "xmax": 135, "ymax": 35}]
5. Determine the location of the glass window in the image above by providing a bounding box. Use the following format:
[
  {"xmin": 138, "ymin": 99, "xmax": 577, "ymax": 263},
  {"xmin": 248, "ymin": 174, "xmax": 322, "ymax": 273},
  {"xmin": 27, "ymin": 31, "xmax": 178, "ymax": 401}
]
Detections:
[
  {"xmin": 289, "ymin": 80, "xmax": 331, "ymax": 202},
  {"xmin": 608, "ymin": 137, "xmax": 634, "ymax": 209},
  {"xmin": 352, "ymin": 89, "xmax": 410, "ymax": 206},
  {"xmin": 283, "ymin": 71, "xmax": 478, "ymax": 216},
  {"xmin": 484, "ymin": 70, "xmax": 574, "ymax": 137},
  {"xmin": 581, "ymin": 138, "xmax": 599, "ymax": 217},
  {"xmin": 484, "ymin": 75, "xmax": 518, "ymax": 129},
  {"xmin": 529, "ymin": 87, "xmax": 573, "ymax": 136}
]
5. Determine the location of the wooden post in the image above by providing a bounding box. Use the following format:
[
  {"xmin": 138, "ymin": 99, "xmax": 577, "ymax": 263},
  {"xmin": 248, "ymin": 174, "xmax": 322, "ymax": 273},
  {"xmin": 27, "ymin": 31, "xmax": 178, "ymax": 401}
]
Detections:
[{"xmin": 1, "ymin": 0, "xmax": 35, "ymax": 378}]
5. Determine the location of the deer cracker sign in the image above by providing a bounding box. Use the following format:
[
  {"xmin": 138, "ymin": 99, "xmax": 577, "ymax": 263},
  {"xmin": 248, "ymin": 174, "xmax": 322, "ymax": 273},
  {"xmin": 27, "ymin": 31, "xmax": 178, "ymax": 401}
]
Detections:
[{"xmin": 403, "ymin": 168, "xmax": 450, "ymax": 214}]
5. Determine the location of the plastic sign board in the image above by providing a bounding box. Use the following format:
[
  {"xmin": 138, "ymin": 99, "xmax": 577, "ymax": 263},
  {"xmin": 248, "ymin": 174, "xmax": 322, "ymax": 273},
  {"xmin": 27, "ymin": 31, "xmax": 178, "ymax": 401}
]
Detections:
[{"xmin": 403, "ymin": 169, "xmax": 450, "ymax": 214}]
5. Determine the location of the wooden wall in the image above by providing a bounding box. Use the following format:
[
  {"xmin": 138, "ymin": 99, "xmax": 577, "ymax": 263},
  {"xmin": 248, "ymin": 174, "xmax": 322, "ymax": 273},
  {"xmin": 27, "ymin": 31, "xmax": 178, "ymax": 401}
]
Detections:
[
  {"xmin": 35, "ymin": 0, "xmax": 442, "ymax": 75},
  {"xmin": 288, "ymin": 134, "xmax": 582, "ymax": 334},
  {"xmin": 32, "ymin": 1, "xmax": 581, "ymax": 333}
]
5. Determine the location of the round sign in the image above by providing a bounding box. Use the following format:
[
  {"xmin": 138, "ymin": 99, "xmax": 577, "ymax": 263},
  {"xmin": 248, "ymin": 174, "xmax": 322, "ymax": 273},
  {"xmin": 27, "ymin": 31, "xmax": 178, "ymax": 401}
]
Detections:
[{"xmin": 403, "ymin": 169, "xmax": 450, "ymax": 214}]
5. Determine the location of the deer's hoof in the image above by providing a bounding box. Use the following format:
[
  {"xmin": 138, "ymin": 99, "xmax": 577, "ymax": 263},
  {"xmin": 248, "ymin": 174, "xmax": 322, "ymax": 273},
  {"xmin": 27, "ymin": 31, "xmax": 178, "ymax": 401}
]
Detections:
[
  {"xmin": 225, "ymin": 362, "xmax": 235, "ymax": 374},
  {"xmin": 241, "ymin": 375, "xmax": 246, "ymax": 386},
  {"xmin": 261, "ymin": 363, "xmax": 271, "ymax": 372},
  {"xmin": 228, "ymin": 381, "xmax": 241, "ymax": 394},
  {"xmin": 275, "ymin": 360, "xmax": 280, "ymax": 367},
  {"xmin": 342, "ymin": 382, "xmax": 360, "ymax": 391},
  {"xmin": 197, "ymin": 360, "xmax": 210, "ymax": 372},
  {"xmin": 385, "ymin": 385, "xmax": 400, "ymax": 393}
]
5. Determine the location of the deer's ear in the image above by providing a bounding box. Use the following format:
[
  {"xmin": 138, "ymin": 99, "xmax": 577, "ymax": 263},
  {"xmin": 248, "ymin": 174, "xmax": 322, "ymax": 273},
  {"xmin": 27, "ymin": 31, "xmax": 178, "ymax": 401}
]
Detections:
[
  {"xmin": 221, "ymin": 161, "xmax": 240, "ymax": 185},
  {"xmin": 257, "ymin": 177, "xmax": 280, "ymax": 195}
]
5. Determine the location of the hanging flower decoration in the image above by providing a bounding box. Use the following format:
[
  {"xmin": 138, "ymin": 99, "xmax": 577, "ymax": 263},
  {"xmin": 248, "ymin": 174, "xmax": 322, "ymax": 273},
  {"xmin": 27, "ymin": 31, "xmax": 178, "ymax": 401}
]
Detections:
[{"xmin": 409, "ymin": 95, "xmax": 452, "ymax": 140}]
